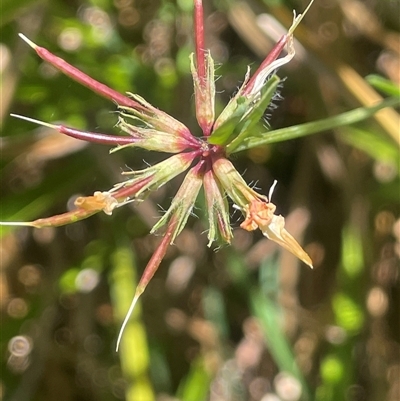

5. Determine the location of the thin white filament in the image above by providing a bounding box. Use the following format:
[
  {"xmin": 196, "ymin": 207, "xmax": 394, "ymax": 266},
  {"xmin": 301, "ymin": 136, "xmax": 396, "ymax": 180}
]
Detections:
[
  {"xmin": 115, "ymin": 292, "xmax": 140, "ymax": 352},
  {"xmin": 0, "ymin": 221, "xmax": 33, "ymax": 226},
  {"xmin": 18, "ymin": 33, "xmax": 37, "ymax": 49},
  {"xmin": 268, "ymin": 180, "xmax": 278, "ymax": 202},
  {"xmin": 10, "ymin": 114, "xmax": 57, "ymax": 129}
]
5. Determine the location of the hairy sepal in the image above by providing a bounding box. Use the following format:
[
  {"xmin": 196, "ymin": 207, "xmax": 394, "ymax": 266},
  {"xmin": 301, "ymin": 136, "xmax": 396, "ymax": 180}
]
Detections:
[
  {"xmin": 190, "ymin": 52, "xmax": 216, "ymax": 136},
  {"xmin": 150, "ymin": 166, "xmax": 203, "ymax": 242},
  {"xmin": 116, "ymin": 117, "xmax": 191, "ymax": 153},
  {"xmin": 226, "ymin": 75, "xmax": 280, "ymax": 154}
]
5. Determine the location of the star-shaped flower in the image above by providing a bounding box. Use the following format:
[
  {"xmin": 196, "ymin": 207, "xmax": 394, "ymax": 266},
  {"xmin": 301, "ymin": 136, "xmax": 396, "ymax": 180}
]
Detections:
[{"xmin": 3, "ymin": 0, "xmax": 314, "ymax": 350}]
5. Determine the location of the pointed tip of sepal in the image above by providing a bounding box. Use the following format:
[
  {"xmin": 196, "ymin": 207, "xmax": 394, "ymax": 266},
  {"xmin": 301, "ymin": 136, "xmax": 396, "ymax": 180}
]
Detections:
[
  {"xmin": 10, "ymin": 114, "xmax": 58, "ymax": 130},
  {"xmin": 18, "ymin": 33, "xmax": 38, "ymax": 49},
  {"xmin": 0, "ymin": 221, "xmax": 35, "ymax": 227},
  {"xmin": 288, "ymin": 0, "xmax": 315, "ymax": 35},
  {"xmin": 115, "ymin": 290, "xmax": 141, "ymax": 352},
  {"xmin": 303, "ymin": 256, "xmax": 314, "ymax": 269}
]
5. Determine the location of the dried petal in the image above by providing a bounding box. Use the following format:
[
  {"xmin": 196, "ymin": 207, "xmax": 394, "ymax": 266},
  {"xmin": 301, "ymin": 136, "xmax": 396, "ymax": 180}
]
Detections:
[
  {"xmin": 240, "ymin": 199, "xmax": 276, "ymax": 232},
  {"xmin": 74, "ymin": 191, "xmax": 118, "ymax": 215},
  {"xmin": 244, "ymin": 0, "xmax": 315, "ymax": 97},
  {"xmin": 263, "ymin": 214, "xmax": 313, "ymax": 268}
]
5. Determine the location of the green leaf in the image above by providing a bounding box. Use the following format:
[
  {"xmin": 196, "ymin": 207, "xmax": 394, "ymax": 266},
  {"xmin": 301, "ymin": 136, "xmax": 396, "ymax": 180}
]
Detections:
[
  {"xmin": 366, "ymin": 75, "xmax": 400, "ymax": 97},
  {"xmin": 230, "ymin": 96, "xmax": 400, "ymax": 153},
  {"xmin": 177, "ymin": 357, "xmax": 211, "ymax": 401},
  {"xmin": 110, "ymin": 246, "xmax": 155, "ymax": 401},
  {"xmin": 251, "ymin": 287, "xmax": 311, "ymax": 400},
  {"xmin": 340, "ymin": 126, "xmax": 399, "ymax": 165}
]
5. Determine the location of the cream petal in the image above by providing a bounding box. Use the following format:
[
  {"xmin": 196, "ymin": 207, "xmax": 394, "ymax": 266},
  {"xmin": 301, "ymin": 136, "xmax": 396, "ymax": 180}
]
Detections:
[{"xmin": 263, "ymin": 215, "xmax": 313, "ymax": 268}]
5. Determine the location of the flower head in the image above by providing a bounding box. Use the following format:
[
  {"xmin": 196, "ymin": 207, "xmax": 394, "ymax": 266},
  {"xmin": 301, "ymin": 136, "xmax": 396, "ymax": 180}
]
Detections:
[{"xmin": 3, "ymin": 0, "xmax": 315, "ymax": 350}]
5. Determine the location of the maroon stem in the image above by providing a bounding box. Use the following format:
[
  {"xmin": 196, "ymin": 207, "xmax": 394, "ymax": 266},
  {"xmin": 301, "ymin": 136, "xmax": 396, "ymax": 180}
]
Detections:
[
  {"xmin": 194, "ymin": 0, "xmax": 206, "ymax": 85},
  {"xmin": 34, "ymin": 45, "xmax": 146, "ymax": 110},
  {"xmin": 243, "ymin": 35, "xmax": 288, "ymax": 95}
]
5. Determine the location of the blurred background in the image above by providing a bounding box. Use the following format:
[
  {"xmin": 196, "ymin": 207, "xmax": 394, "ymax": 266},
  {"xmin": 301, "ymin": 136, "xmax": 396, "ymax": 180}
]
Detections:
[{"xmin": 1, "ymin": 0, "xmax": 399, "ymax": 400}]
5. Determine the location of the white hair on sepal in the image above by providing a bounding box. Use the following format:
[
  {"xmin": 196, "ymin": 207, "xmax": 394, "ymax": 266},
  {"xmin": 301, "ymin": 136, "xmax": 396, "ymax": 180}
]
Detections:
[
  {"xmin": 231, "ymin": 203, "xmax": 243, "ymax": 224},
  {"xmin": 189, "ymin": 208, "xmax": 199, "ymax": 219},
  {"xmin": 156, "ymin": 203, "xmax": 168, "ymax": 216},
  {"xmin": 262, "ymin": 76, "xmax": 286, "ymax": 124},
  {"xmin": 248, "ymin": 180, "xmax": 262, "ymax": 192}
]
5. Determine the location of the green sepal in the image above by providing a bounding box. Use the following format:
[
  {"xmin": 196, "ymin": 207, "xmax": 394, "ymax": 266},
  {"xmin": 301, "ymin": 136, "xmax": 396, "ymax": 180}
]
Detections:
[
  {"xmin": 207, "ymin": 96, "xmax": 251, "ymax": 146},
  {"xmin": 226, "ymin": 75, "xmax": 280, "ymax": 153},
  {"xmin": 190, "ymin": 52, "xmax": 216, "ymax": 135},
  {"xmin": 202, "ymin": 169, "xmax": 233, "ymax": 246},
  {"xmin": 212, "ymin": 67, "xmax": 250, "ymax": 131},
  {"xmin": 208, "ymin": 75, "xmax": 280, "ymax": 148},
  {"xmin": 150, "ymin": 167, "xmax": 203, "ymax": 243}
]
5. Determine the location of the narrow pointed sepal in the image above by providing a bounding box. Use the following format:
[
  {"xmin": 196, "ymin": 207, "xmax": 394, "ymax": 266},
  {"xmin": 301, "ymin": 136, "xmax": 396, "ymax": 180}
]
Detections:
[
  {"xmin": 113, "ymin": 151, "xmax": 198, "ymax": 198},
  {"xmin": 11, "ymin": 113, "xmax": 139, "ymax": 146},
  {"xmin": 203, "ymin": 169, "xmax": 232, "ymax": 246},
  {"xmin": 0, "ymin": 208, "xmax": 99, "ymax": 229},
  {"xmin": 0, "ymin": 180, "xmax": 154, "ymax": 231},
  {"xmin": 117, "ymin": 116, "xmax": 194, "ymax": 153},
  {"xmin": 118, "ymin": 94, "xmax": 199, "ymax": 148},
  {"xmin": 190, "ymin": 52, "xmax": 216, "ymax": 136},
  {"xmin": 18, "ymin": 34, "xmax": 144, "ymax": 109},
  {"xmin": 116, "ymin": 217, "xmax": 180, "ymax": 350},
  {"xmin": 115, "ymin": 289, "xmax": 141, "ymax": 352},
  {"xmin": 150, "ymin": 163, "xmax": 203, "ymax": 242},
  {"xmin": 2, "ymin": 191, "xmax": 119, "ymax": 230},
  {"xmin": 212, "ymin": 156, "xmax": 266, "ymax": 209}
]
